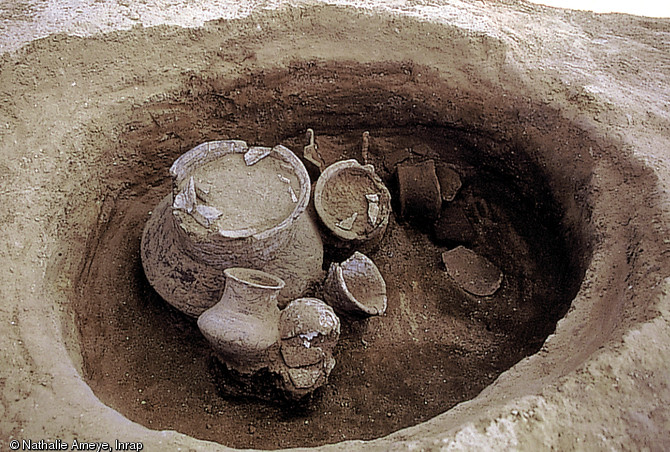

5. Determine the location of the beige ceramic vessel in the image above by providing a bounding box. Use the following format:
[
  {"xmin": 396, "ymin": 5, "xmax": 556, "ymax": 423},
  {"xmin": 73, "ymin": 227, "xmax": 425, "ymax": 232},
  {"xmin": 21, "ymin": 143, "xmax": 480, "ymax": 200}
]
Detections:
[
  {"xmin": 141, "ymin": 140, "xmax": 324, "ymax": 317},
  {"xmin": 197, "ymin": 268, "xmax": 285, "ymax": 373}
]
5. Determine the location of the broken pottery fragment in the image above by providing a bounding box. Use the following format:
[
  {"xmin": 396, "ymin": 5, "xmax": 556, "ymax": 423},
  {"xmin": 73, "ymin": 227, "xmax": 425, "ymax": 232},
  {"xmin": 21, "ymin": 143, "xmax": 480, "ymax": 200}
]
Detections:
[
  {"xmin": 433, "ymin": 204, "xmax": 476, "ymax": 244},
  {"xmin": 361, "ymin": 131, "xmax": 370, "ymax": 165},
  {"xmin": 278, "ymin": 173, "xmax": 291, "ymax": 184},
  {"xmin": 435, "ymin": 165, "xmax": 462, "ymax": 202},
  {"xmin": 191, "ymin": 204, "xmax": 223, "ymax": 228},
  {"xmin": 324, "ymin": 251, "xmax": 387, "ymax": 317},
  {"xmin": 397, "ymin": 159, "xmax": 442, "ymax": 221},
  {"xmin": 173, "ymin": 176, "xmax": 196, "ymax": 213},
  {"xmin": 287, "ymin": 367, "xmax": 325, "ymax": 390},
  {"xmin": 244, "ymin": 146, "xmax": 272, "ymax": 166},
  {"xmin": 303, "ymin": 128, "xmax": 326, "ymax": 174},
  {"xmin": 141, "ymin": 140, "xmax": 324, "ymax": 317},
  {"xmin": 278, "ymin": 298, "xmax": 340, "ymax": 396},
  {"xmin": 280, "ymin": 340, "xmax": 325, "ymax": 368},
  {"xmin": 336, "ymin": 212, "xmax": 358, "ymax": 231},
  {"xmin": 442, "ymin": 246, "xmax": 503, "ymax": 296},
  {"xmin": 365, "ymin": 193, "xmax": 380, "ymax": 226},
  {"xmin": 314, "ymin": 159, "xmax": 391, "ymax": 250},
  {"xmin": 197, "ymin": 268, "xmax": 285, "ymax": 374},
  {"xmin": 288, "ymin": 186, "xmax": 298, "ymax": 203}
]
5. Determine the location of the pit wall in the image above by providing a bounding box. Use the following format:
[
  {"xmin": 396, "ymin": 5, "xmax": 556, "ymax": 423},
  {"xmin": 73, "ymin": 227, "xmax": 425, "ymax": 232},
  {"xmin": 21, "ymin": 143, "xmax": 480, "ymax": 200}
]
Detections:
[{"xmin": 0, "ymin": 4, "xmax": 668, "ymax": 450}]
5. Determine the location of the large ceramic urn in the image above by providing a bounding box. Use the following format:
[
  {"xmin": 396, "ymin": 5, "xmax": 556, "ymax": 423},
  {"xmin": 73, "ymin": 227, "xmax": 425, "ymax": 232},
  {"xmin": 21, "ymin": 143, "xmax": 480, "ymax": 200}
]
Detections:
[{"xmin": 141, "ymin": 140, "xmax": 324, "ymax": 317}]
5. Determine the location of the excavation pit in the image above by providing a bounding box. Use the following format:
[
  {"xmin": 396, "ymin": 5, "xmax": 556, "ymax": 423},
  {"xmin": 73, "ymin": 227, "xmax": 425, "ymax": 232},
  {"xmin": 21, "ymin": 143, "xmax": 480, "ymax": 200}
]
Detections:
[
  {"xmin": 68, "ymin": 62, "xmax": 591, "ymax": 449},
  {"xmin": 4, "ymin": 6, "xmax": 668, "ymax": 450}
]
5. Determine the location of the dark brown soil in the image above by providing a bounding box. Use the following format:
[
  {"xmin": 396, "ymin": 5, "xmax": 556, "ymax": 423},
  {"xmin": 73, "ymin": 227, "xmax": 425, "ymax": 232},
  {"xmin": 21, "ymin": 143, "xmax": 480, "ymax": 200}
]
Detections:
[{"xmin": 73, "ymin": 61, "xmax": 585, "ymax": 449}]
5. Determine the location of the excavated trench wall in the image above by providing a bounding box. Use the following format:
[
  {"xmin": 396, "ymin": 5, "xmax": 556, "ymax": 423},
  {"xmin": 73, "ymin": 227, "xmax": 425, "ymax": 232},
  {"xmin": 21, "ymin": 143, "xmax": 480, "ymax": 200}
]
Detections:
[{"xmin": 1, "ymin": 4, "xmax": 668, "ymax": 450}]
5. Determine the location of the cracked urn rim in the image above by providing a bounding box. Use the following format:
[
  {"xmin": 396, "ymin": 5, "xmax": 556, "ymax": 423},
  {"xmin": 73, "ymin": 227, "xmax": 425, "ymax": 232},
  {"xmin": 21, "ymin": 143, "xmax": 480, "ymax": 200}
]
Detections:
[{"xmin": 170, "ymin": 140, "xmax": 310, "ymax": 242}]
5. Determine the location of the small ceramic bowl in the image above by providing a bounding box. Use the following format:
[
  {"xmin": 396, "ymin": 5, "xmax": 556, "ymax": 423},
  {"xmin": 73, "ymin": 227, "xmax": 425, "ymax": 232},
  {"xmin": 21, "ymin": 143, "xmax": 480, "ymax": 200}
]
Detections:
[
  {"xmin": 314, "ymin": 159, "xmax": 391, "ymax": 249},
  {"xmin": 324, "ymin": 252, "xmax": 387, "ymax": 317}
]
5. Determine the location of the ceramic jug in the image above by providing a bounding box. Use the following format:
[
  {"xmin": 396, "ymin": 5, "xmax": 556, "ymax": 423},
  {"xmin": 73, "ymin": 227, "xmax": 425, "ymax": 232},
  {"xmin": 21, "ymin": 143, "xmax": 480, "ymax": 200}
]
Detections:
[{"xmin": 197, "ymin": 267, "xmax": 285, "ymax": 373}]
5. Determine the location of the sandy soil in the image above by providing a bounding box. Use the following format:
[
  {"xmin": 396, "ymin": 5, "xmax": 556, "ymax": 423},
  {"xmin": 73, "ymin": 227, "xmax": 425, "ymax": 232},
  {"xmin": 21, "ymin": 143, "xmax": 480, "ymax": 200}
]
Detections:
[{"xmin": 1, "ymin": 1, "xmax": 669, "ymax": 451}]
